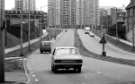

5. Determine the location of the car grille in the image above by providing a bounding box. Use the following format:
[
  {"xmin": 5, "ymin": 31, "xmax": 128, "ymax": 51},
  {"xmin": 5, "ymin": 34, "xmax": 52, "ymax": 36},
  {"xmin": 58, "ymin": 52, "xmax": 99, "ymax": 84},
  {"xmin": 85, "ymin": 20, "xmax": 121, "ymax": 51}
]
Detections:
[{"xmin": 55, "ymin": 60, "xmax": 82, "ymax": 63}]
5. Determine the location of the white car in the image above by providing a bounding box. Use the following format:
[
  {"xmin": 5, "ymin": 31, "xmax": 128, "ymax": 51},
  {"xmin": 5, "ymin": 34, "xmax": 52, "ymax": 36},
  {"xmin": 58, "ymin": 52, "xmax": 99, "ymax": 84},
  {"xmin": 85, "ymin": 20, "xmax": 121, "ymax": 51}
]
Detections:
[
  {"xmin": 51, "ymin": 47, "xmax": 83, "ymax": 73},
  {"xmin": 89, "ymin": 32, "xmax": 95, "ymax": 37}
]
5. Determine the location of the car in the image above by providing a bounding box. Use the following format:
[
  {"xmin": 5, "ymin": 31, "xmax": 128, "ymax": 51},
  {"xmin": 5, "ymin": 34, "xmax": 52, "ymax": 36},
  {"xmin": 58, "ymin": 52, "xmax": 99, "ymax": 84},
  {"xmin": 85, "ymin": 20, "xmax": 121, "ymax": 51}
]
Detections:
[
  {"xmin": 89, "ymin": 32, "xmax": 95, "ymax": 37},
  {"xmin": 40, "ymin": 41, "xmax": 52, "ymax": 54},
  {"xmin": 85, "ymin": 31, "xmax": 89, "ymax": 34},
  {"xmin": 51, "ymin": 47, "xmax": 83, "ymax": 73},
  {"xmin": 84, "ymin": 27, "xmax": 90, "ymax": 34}
]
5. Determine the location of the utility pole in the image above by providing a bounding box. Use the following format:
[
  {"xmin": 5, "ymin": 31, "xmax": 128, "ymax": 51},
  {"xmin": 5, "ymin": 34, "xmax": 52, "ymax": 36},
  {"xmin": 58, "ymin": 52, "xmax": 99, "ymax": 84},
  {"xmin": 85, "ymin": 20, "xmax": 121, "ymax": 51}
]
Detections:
[
  {"xmin": 20, "ymin": 10, "xmax": 24, "ymax": 56},
  {"xmin": 20, "ymin": 21, "xmax": 24, "ymax": 56},
  {"xmin": 0, "ymin": 23, "xmax": 5, "ymax": 83},
  {"xmin": 133, "ymin": 25, "xmax": 135, "ymax": 50},
  {"xmin": 116, "ymin": 22, "xmax": 118, "ymax": 39},
  {"xmin": 0, "ymin": 0, "xmax": 5, "ymax": 82},
  {"xmin": 20, "ymin": 10, "xmax": 25, "ymax": 56},
  {"xmin": 132, "ymin": 6, "xmax": 135, "ymax": 50},
  {"xmin": 28, "ymin": 0, "xmax": 31, "ymax": 51},
  {"xmin": 116, "ymin": 8, "xmax": 119, "ymax": 40},
  {"xmin": 100, "ymin": 25, "xmax": 107, "ymax": 56}
]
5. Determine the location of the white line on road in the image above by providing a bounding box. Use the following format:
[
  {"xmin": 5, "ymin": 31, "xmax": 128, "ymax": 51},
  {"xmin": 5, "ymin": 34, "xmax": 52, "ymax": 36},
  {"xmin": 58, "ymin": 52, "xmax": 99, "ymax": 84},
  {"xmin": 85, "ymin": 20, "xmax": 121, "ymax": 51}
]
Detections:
[
  {"xmin": 23, "ymin": 58, "xmax": 32, "ymax": 84},
  {"xmin": 32, "ymin": 74, "xmax": 36, "ymax": 78},
  {"xmin": 97, "ymin": 71, "xmax": 102, "ymax": 74},
  {"xmin": 35, "ymin": 78, "xmax": 39, "ymax": 82},
  {"xmin": 32, "ymin": 74, "xmax": 39, "ymax": 82}
]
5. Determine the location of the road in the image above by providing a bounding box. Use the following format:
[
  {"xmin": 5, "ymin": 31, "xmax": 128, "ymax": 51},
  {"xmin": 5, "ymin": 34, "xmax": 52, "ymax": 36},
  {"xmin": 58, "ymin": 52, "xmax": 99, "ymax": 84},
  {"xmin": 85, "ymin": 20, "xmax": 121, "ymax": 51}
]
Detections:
[
  {"xmin": 78, "ymin": 29, "xmax": 135, "ymax": 60},
  {"xmin": 25, "ymin": 29, "xmax": 135, "ymax": 84}
]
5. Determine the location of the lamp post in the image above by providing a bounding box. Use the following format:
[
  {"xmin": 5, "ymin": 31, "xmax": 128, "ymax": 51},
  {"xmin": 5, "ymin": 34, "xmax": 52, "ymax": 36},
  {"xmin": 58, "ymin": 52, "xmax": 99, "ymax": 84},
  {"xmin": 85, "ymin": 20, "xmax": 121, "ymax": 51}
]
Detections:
[
  {"xmin": 116, "ymin": 20, "xmax": 119, "ymax": 40},
  {"xmin": 132, "ymin": 7, "xmax": 135, "ymax": 50},
  {"xmin": 20, "ymin": 21, "xmax": 25, "ymax": 56},
  {"xmin": 132, "ymin": 25, "xmax": 135, "ymax": 50},
  {"xmin": 100, "ymin": 25, "xmax": 107, "ymax": 56},
  {"xmin": 28, "ymin": 0, "xmax": 31, "ymax": 51},
  {"xmin": 0, "ymin": 0, "xmax": 5, "ymax": 82},
  {"xmin": 102, "ymin": 34, "xmax": 106, "ymax": 56},
  {"xmin": 0, "ymin": 22, "xmax": 5, "ymax": 83}
]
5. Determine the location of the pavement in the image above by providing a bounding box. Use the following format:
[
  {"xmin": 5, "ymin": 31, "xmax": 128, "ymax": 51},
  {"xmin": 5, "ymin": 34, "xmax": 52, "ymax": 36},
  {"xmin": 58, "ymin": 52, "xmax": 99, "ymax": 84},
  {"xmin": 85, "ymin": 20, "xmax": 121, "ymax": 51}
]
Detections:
[
  {"xmin": 24, "ymin": 29, "xmax": 135, "ymax": 84},
  {"xmin": 77, "ymin": 29, "xmax": 135, "ymax": 60},
  {"xmin": 5, "ymin": 72, "xmax": 26, "ymax": 83}
]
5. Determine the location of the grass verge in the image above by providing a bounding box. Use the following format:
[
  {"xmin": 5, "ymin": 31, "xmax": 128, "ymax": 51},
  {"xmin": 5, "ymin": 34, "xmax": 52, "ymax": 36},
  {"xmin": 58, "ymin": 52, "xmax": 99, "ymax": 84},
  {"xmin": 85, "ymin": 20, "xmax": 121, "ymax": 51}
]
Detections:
[
  {"xmin": 74, "ymin": 30, "xmax": 135, "ymax": 67},
  {"xmin": 5, "ymin": 28, "xmax": 62, "ymax": 72},
  {"xmin": 94, "ymin": 30, "xmax": 135, "ymax": 53},
  {"xmin": 4, "ymin": 28, "xmax": 62, "ymax": 84}
]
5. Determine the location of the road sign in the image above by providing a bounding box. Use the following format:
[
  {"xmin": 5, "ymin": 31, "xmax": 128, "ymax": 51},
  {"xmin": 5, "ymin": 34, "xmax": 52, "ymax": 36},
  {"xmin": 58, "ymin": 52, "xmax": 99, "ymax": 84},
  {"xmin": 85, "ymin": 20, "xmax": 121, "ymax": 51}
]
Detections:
[{"xmin": 99, "ymin": 36, "xmax": 107, "ymax": 44}]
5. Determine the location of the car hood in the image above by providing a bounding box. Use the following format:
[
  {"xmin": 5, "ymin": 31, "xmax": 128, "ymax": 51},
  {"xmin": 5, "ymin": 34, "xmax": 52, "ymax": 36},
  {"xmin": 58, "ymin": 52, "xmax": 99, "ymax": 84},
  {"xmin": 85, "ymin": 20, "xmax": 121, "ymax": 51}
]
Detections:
[{"xmin": 54, "ymin": 54, "xmax": 82, "ymax": 60}]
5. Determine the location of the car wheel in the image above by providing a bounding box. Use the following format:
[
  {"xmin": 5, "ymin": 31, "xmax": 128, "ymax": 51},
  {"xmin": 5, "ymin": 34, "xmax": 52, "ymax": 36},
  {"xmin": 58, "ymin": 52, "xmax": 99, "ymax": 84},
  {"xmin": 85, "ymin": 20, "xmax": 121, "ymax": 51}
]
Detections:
[
  {"xmin": 51, "ymin": 65, "xmax": 56, "ymax": 73},
  {"xmin": 40, "ymin": 51, "xmax": 43, "ymax": 54},
  {"xmin": 75, "ymin": 67, "xmax": 81, "ymax": 73}
]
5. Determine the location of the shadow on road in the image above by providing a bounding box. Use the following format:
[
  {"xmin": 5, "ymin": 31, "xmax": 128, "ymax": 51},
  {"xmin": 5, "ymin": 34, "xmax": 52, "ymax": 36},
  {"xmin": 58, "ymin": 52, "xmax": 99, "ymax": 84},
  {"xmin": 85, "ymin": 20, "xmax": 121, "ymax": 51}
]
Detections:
[{"xmin": 48, "ymin": 69, "xmax": 83, "ymax": 74}]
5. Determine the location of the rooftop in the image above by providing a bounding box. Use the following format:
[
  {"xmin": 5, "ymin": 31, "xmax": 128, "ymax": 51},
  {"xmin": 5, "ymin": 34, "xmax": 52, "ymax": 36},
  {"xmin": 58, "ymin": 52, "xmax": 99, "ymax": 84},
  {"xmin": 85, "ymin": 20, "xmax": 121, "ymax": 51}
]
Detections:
[{"xmin": 126, "ymin": 0, "xmax": 135, "ymax": 9}]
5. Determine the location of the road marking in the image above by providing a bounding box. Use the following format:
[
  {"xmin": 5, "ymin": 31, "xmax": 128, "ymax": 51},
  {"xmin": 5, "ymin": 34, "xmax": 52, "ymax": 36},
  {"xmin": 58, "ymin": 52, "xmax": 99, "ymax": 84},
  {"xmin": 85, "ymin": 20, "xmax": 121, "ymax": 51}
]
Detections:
[
  {"xmin": 31, "ymin": 73, "xmax": 39, "ymax": 82},
  {"xmin": 97, "ymin": 71, "xmax": 102, "ymax": 74},
  {"xmin": 35, "ymin": 78, "xmax": 39, "ymax": 82},
  {"xmin": 32, "ymin": 74, "xmax": 36, "ymax": 77}
]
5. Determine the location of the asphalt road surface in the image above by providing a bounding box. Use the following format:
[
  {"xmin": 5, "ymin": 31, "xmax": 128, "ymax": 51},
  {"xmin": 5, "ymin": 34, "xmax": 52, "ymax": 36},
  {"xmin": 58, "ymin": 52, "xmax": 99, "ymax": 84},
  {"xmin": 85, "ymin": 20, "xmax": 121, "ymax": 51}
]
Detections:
[{"xmin": 25, "ymin": 29, "xmax": 135, "ymax": 84}]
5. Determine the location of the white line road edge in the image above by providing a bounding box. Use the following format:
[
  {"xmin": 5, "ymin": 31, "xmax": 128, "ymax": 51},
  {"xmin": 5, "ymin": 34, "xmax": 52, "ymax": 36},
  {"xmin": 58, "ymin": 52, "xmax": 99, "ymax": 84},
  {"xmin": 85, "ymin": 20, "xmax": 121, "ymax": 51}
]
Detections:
[{"xmin": 23, "ymin": 58, "xmax": 39, "ymax": 84}]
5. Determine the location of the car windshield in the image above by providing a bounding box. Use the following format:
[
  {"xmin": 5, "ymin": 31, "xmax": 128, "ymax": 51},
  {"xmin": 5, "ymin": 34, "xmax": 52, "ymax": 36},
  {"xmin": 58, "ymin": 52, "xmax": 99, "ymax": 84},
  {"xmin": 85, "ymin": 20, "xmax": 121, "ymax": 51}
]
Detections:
[
  {"xmin": 55, "ymin": 48, "xmax": 79, "ymax": 55},
  {"xmin": 42, "ymin": 42, "xmax": 51, "ymax": 46}
]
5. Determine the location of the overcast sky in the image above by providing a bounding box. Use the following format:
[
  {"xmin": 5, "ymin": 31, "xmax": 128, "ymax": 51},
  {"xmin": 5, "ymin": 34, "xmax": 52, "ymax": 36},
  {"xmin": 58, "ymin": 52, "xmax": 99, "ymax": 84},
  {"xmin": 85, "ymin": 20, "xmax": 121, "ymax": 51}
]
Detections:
[{"xmin": 5, "ymin": 0, "xmax": 130, "ymax": 12}]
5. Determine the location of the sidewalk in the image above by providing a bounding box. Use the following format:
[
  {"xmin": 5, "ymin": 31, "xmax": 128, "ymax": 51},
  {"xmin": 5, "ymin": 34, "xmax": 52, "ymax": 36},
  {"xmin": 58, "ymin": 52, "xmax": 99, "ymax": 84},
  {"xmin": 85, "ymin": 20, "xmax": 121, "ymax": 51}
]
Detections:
[
  {"xmin": 5, "ymin": 71, "xmax": 26, "ymax": 83},
  {"xmin": 77, "ymin": 30, "xmax": 135, "ymax": 60}
]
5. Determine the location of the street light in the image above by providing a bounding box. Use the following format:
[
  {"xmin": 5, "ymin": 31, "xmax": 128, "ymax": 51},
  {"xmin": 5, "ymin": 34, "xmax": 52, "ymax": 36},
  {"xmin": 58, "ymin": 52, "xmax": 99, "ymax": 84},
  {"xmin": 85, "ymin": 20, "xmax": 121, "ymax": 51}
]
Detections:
[
  {"xmin": 20, "ymin": 21, "xmax": 25, "ymax": 56},
  {"xmin": 0, "ymin": 0, "xmax": 5, "ymax": 82},
  {"xmin": 0, "ymin": 22, "xmax": 5, "ymax": 83},
  {"xmin": 116, "ymin": 8, "xmax": 119, "ymax": 40},
  {"xmin": 28, "ymin": 0, "xmax": 31, "ymax": 51},
  {"xmin": 132, "ymin": 25, "xmax": 135, "ymax": 50},
  {"xmin": 100, "ymin": 25, "xmax": 107, "ymax": 56}
]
